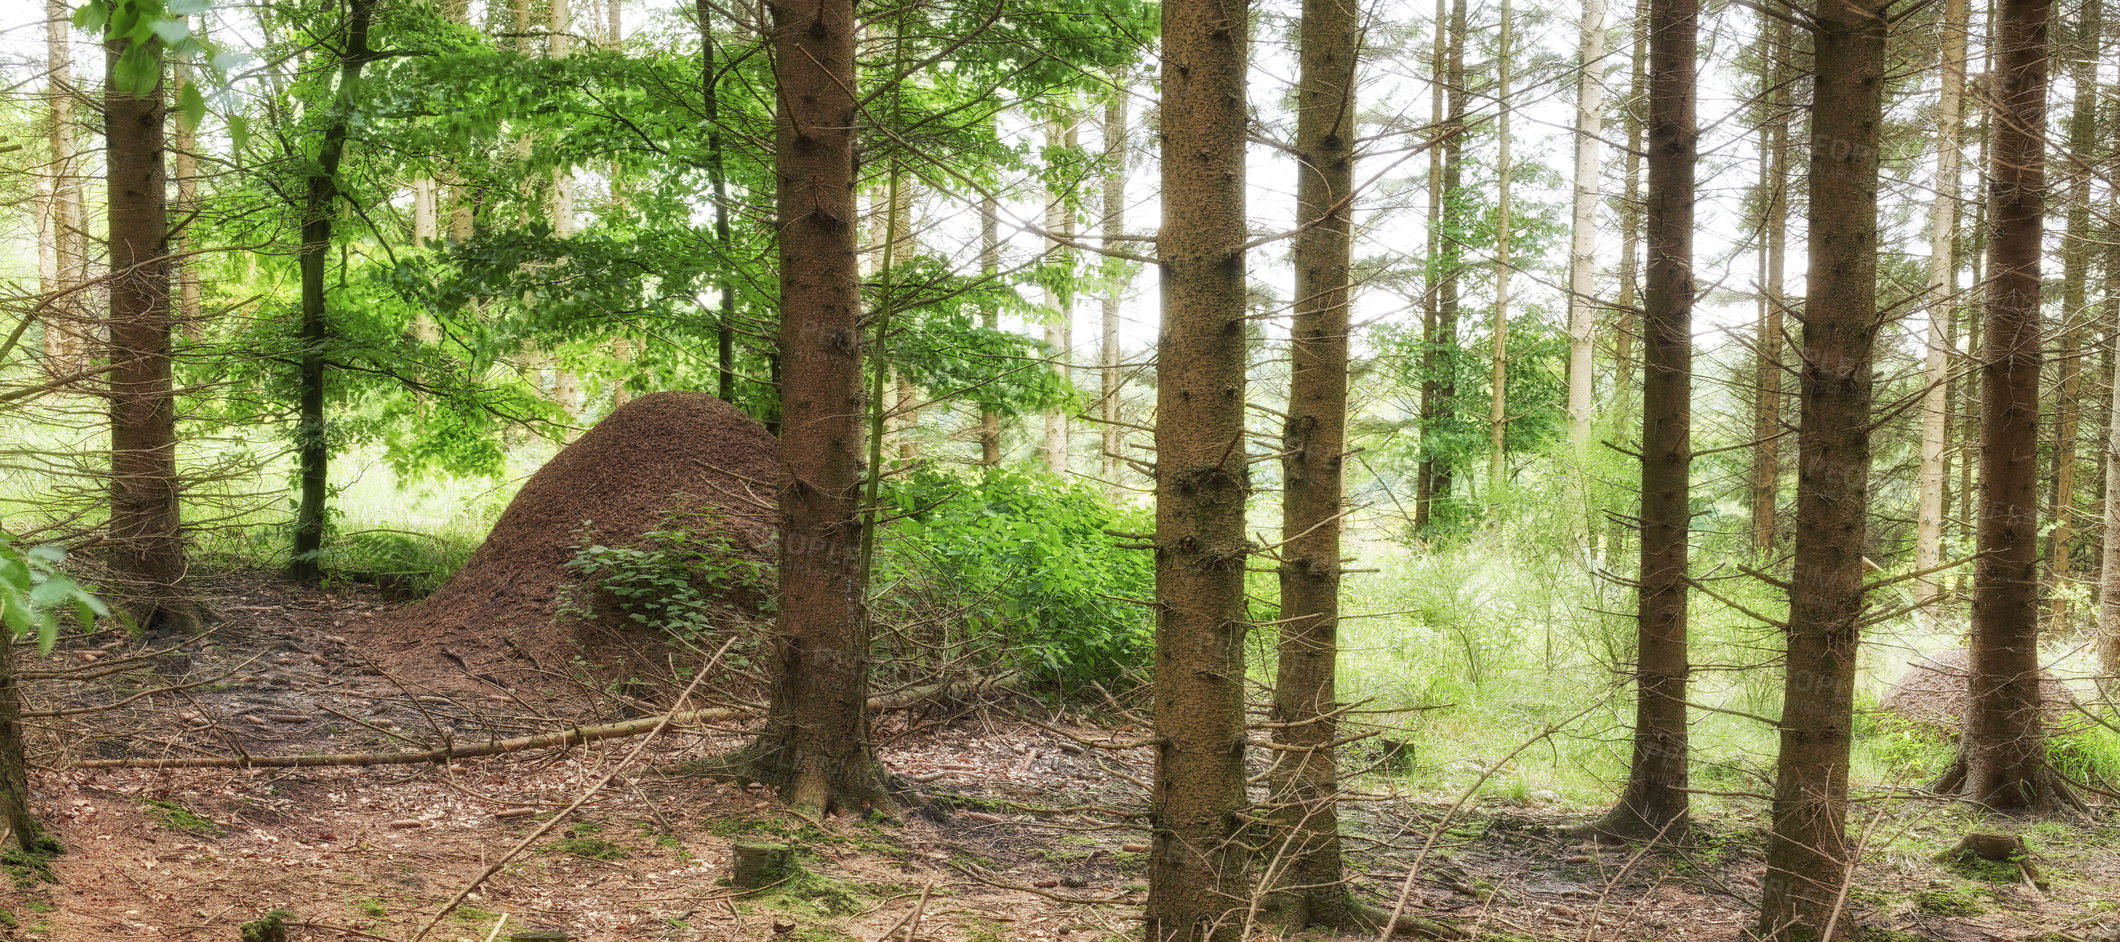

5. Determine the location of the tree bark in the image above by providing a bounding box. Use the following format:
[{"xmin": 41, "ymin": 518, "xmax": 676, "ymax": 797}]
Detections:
[
  {"xmin": 1564, "ymin": 0, "xmax": 1606, "ymax": 519},
  {"xmin": 1606, "ymin": 5, "xmax": 1646, "ymax": 557},
  {"xmin": 1146, "ymin": 0, "xmax": 1252, "ymax": 927},
  {"xmin": 1596, "ymin": 0, "xmax": 1694, "ymax": 840},
  {"xmin": 291, "ymin": 0, "xmax": 378, "ymax": 586},
  {"xmin": 0, "ymin": 635, "xmax": 51, "ymax": 861},
  {"xmin": 1101, "ymin": 80, "xmax": 1129, "ymax": 501},
  {"xmin": 2102, "ymin": 157, "xmax": 2120, "ymax": 687},
  {"xmin": 1917, "ymin": 0, "xmax": 1970, "ymax": 611},
  {"xmin": 105, "ymin": 32, "xmax": 209, "ymax": 631},
  {"xmin": 1414, "ymin": 0, "xmax": 1446, "ymax": 532},
  {"xmin": 2044, "ymin": 0, "xmax": 2101, "ymax": 624},
  {"xmin": 1042, "ymin": 113, "xmax": 1077, "ymax": 477},
  {"xmin": 1755, "ymin": 0, "xmax": 1885, "ymax": 931},
  {"xmin": 1419, "ymin": 0, "xmax": 1466, "ymax": 530},
  {"xmin": 745, "ymin": 0, "xmax": 895, "ymax": 816},
  {"xmin": 1948, "ymin": 0, "xmax": 2068, "ymax": 811},
  {"xmin": 1268, "ymin": 0, "xmax": 1356, "ymax": 925},
  {"xmin": 1750, "ymin": 12, "xmax": 1789, "ymax": 557},
  {"xmin": 980, "ymin": 192, "xmax": 1002, "ymax": 466},
  {"xmin": 1487, "ymin": 0, "xmax": 1513, "ymax": 495},
  {"xmin": 42, "ymin": 0, "xmax": 88, "ymax": 375},
  {"xmin": 701, "ymin": 0, "xmax": 739, "ymax": 406}
]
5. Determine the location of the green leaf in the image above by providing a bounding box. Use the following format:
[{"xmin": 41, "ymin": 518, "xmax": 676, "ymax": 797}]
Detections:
[
  {"xmin": 149, "ymin": 17, "xmax": 190, "ymax": 46},
  {"xmin": 165, "ymin": 0, "xmax": 210, "ymax": 13},
  {"xmin": 115, "ymin": 42, "xmax": 160, "ymax": 96},
  {"xmin": 177, "ymin": 80, "xmax": 206, "ymax": 130},
  {"xmin": 73, "ymin": 1, "xmax": 110, "ymax": 33}
]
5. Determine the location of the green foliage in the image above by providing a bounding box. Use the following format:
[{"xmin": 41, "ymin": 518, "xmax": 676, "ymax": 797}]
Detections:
[
  {"xmin": 562, "ymin": 516, "xmax": 774, "ymax": 641},
  {"xmin": 2047, "ymin": 726, "xmax": 2120, "ymax": 786},
  {"xmin": 545, "ymin": 836, "xmax": 627, "ymax": 861},
  {"xmin": 137, "ymin": 798, "xmax": 224, "ymax": 836},
  {"xmin": 237, "ymin": 909, "xmax": 292, "ymax": 942},
  {"xmin": 877, "ymin": 469, "xmax": 1154, "ymax": 685},
  {"xmin": 0, "ymin": 536, "xmax": 107, "ymax": 654}
]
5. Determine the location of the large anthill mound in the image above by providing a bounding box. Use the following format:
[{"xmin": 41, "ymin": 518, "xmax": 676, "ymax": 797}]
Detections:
[
  {"xmin": 1880, "ymin": 648, "xmax": 2084, "ymax": 732},
  {"xmin": 358, "ymin": 392, "xmax": 778, "ymax": 693}
]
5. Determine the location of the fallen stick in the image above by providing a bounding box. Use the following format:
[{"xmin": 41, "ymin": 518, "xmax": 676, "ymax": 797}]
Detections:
[{"xmin": 71, "ymin": 670, "xmax": 1018, "ymax": 771}]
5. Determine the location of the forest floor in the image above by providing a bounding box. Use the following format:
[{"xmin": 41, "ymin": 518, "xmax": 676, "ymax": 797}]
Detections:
[{"xmin": 2, "ymin": 573, "xmax": 2118, "ymax": 941}]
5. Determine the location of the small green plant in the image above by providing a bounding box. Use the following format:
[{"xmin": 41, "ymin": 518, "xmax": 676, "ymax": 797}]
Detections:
[
  {"xmin": 562, "ymin": 514, "xmax": 773, "ymax": 640},
  {"xmin": 238, "ymin": 910, "xmax": 293, "ymax": 942},
  {"xmin": 0, "ymin": 536, "xmax": 108, "ymax": 652},
  {"xmin": 546, "ymin": 836, "xmax": 627, "ymax": 861},
  {"xmin": 138, "ymin": 798, "xmax": 224, "ymax": 837},
  {"xmin": 1912, "ymin": 886, "xmax": 1990, "ymax": 916}
]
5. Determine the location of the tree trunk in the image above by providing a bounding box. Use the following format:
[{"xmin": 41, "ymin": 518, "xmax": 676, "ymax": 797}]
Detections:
[
  {"xmin": 980, "ymin": 192, "xmax": 1002, "ymax": 466},
  {"xmin": 1042, "ymin": 113, "xmax": 1077, "ymax": 477},
  {"xmin": 1606, "ymin": 6, "xmax": 1645, "ymax": 556},
  {"xmin": 1564, "ymin": 0, "xmax": 1605, "ymax": 527},
  {"xmin": 701, "ymin": 0, "xmax": 739, "ymax": 406},
  {"xmin": 1755, "ymin": 0, "xmax": 1885, "ymax": 931},
  {"xmin": 105, "ymin": 33, "xmax": 209, "ymax": 631},
  {"xmin": 1414, "ymin": 0, "xmax": 1446, "ymax": 532},
  {"xmin": 1750, "ymin": 13, "xmax": 1788, "ymax": 557},
  {"xmin": 291, "ymin": 0, "xmax": 378, "ymax": 585},
  {"xmin": 43, "ymin": 0, "xmax": 87, "ymax": 375},
  {"xmin": 1917, "ymin": 0, "xmax": 1970, "ymax": 611},
  {"xmin": 0, "ymin": 635, "xmax": 51, "ymax": 861},
  {"xmin": 745, "ymin": 0, "xmax": 895, "ymax": 816},
  {"xmin": 1100, "ymin": 80, "xmax": 1129, "ymax": 501},
  {"xmin": 1487, "ymin": 0, "xmax": 1513, "ymax": 495},
  {"xmin": 2044, "ymin": 0, "xmax": 2101, "ymax": 624},
  {"xmin": 2101, "ymin": 171, "xmax": 2120, "ymax": 687},
  {"xmin": 1947, "ymin": 0, "xmax": 2069, "ymax": 811},
  {"xmin": 1267, "ymin": 0, "xmax": 1355, "ymax": 925},
  {"xmin": 1421, "ymin": 0, "xmax": 1466, "ymax": 529},
  {"xmin": 1146, "ymin": 0, "xmax": 1252, "ymax": 927},
  {"xmin": 1596, "ymin": 0, "xmax": 1694, "ymax": 841}
]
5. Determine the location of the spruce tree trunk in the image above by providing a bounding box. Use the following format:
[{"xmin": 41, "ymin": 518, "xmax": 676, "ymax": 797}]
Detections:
[
  {"xmin": 1487, "ymin": 0, "xmax": 1513, "ymax": 494},
  {"xmin": 0, "ymin": 635, "xmax": 46, "ymax": 857},
  {"xmin": 291, "ymin": 0, "xmax": 378, "ymax": 585},
  {"xmin": 1755, "ymin": 0, "xmax": 1885, "ymax": 930},
  {"xmin": 1414, "ymin": 0, "xmax": 1446, "ymax": 532},
  {"xmin": 1750, "ymin": 13, "xmax": 1788, "ymax": 558},
  {"xmin": 1146, "ymin": 0, "xmax": 1252, "ymax": 926},
  {"xmin": 1606, "ymin": 8, "xmax": 1646, "ymax": 557},
  {"xmin": 2044, "ymin": 0, "xmax": 2101, "ymax": 623},
  {"xmin": 1042, "ymin": 114, "xmax": 1077, "ymax": 477},
  {"xmin": 1917, "ymin": 0, "xmax": 1970, "ymax": 611},
  {"xmin": 43, "ymin": 0, "xmax": 87, "ymax": 375},
  {"xmin": 1949, "ymin": 0, "xmax": 2067, "ymax": 811},
  {"xmin": 701, "ymin": 0, "xmax": 737, "ymax": 405},
  {"xmin": 1268, "ymin": 0, "xmax": 1355, "ymax": 924},
  {"xmin": 980, "ymin": 192, "xmax": 1002, "ymax": 465},
  {"xmin": 2102, "ymin": 190, "xmax": 2120, "ymax": 687},
  {"xmin": 1101, "ymin": 82, "xmax": 1129, "ymax": 500},
  {"xmin": 1565, "ymin": 0, "xmax": 1606, "ymax": 500},
  {"xmin": 747, "ymin": 0, "xmax": 894, "ymax": 815},
  {"xmin": 1421, "ymin": 0, "xmax": 1466, "ymax": 528},
  {"xmin": 105, "ymin": 34, "xmax": 208, "ymax": 631},
  {"xmin": 1597, "ymin": 0, "xmax": 1694, "ymax": 840}
]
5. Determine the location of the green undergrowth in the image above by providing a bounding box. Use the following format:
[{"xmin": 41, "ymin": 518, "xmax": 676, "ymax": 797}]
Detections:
[{"xmin": 138, "ymin": 798, "xmax": 223, "ymax": 837}]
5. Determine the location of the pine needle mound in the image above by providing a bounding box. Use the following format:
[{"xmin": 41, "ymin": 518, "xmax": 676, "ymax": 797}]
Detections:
[
  {"xmin": 354, "ymin": 392, "xmax": 778, "ymax": 693},
  {"xmin": 1880, "ymin": 648, "xmax": 2083, "ymax": 732}
]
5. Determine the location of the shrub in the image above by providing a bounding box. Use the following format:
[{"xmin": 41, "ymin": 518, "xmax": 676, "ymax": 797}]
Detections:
[{"xmin": 877, "ymin": 469, "xmax": 1154, "ymax": 686}]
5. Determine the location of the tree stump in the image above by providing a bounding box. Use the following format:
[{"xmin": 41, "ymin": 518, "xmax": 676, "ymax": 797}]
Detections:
[{"xmin": 732, "ymin": 842, "xmax": 797, "ymax": 887}]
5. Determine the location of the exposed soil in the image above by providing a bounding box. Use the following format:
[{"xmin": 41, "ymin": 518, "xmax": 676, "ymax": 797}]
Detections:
[
  {"xmin": 349, "ymin": 392, "xmax": 779, "ymax": 692},
  {"xmin": 4, "ymin": 579, "xmax": 2118, "ymax": 941}
]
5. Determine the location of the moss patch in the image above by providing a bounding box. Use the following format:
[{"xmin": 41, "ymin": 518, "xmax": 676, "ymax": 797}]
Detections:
[{"xmin": 138, "ymin": 798, "xmax": 224, "ymax": 837}]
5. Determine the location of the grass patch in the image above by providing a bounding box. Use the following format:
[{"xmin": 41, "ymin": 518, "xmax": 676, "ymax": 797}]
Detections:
[
  {"xmin": 137, "ymin": 798, "xmax": 224, "ymax": 837},
  {"xmin": 546, "ymin": 837, "xmax": 627, "ymax": 861},
  {"xmin": 1912, "ymin": 886, "xmax": 1990, "ymax": 916}
]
